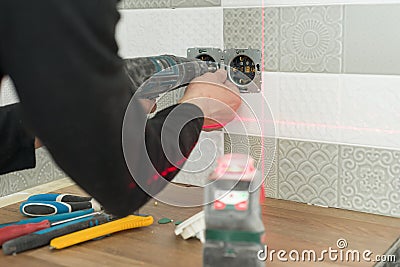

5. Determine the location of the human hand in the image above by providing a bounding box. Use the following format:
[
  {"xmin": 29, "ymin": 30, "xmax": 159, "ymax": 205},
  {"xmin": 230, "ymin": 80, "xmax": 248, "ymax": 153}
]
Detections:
[
  {"xmin": 139, "ymin": 99, "xmax": 157, "ymax": 113},
  {"xmin": 178, "ymin": 69, "xmax": 241, "ymax": 130}
]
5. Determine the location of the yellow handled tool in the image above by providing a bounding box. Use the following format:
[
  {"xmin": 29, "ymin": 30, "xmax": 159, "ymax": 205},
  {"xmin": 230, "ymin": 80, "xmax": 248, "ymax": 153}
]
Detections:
[{"xmin": 50, "ymin": 215, "xmax": 153, "ymax": 249}]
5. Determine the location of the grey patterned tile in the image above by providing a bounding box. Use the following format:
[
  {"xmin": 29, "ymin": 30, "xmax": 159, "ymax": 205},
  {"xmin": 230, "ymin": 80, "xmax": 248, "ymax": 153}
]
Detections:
[
  {"xmin": 0, "ymin": 148, "xmax": 67, "ymax": 197},
  {"xmin": 224, "ymin": 134, "xmax": 278, "ymax": 198},
  {"xmin": 264, "ymin": 8, "xmax": 280, "ymax": 71},
  {"xmin": 123, "ymin": 0, "xmax": 170, "ymax": 9},
  {"xmin": 344, "ymin": 4, "xmax": 400, "ymax": 75},
  {"xmin": 280, "ymin": 5, "xmax": 343, "ymax": 73},
  {"xmin": 224, "ymin": 8, "xmax": 262, "ymax": 50},
  {"xmin": 339, "ymin": 146, "xmax": 400, "ymax": 217},
  {"xmin": 171, "ymin": 0, "xmax": 221, "ymax": 8},
  {"xmin": 116, "ymin": 0, "xmax": 124, "ymax": 9},
  {"xmin": 278, "ymin": 139, "xmax": 339, "ymax": 207}
]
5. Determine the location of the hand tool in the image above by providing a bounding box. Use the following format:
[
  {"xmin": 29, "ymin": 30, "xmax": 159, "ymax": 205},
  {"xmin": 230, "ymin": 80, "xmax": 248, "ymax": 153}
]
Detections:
[
  {"xmin": 27, "ymin": 193, "xmax": 92, "ymax": 202},
  {"xmin": 0, "ymin": 209, "xmax": 95, "ymax": 229},
  {"xmin": 50, "ymin": 215, "xmax": 153, "ymax": 249},
  {"xmin": 124, "ymin": 55, "xmax": 217, "ymax": 100},
  {"xmin": 0, "ymin": 211, "xmax": 98, "ymax": 245},
  {"xmin": 2, "ymin": 213, "xmax": 112, "ymax": 255},
  {"xmin": 19, "ymin": 199, "xmax": 102, "ymax": 217}
]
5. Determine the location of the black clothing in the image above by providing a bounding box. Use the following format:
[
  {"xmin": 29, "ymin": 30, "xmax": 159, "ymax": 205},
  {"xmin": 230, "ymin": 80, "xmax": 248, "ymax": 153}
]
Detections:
[
  {"xmin": 0, "ymin": 0, "xmax": 203, "ymax": 216},
  {"xmin": 0, "ymin": 104, "xmax": 35, "ymax": 175}
]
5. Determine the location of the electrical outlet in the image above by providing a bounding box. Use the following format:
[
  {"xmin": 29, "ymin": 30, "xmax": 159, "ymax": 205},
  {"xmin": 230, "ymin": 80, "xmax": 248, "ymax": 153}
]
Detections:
[
  {"xmin": 223, "ymin": 48, "xmax": 261, "ymax": 93},
  {"xmin": 187, "ymin": 47, "xmax": 262, "ymax": 93},
  {"xmin": 187, "ymin": 47, "xmax": 223, "ymax": 69}
]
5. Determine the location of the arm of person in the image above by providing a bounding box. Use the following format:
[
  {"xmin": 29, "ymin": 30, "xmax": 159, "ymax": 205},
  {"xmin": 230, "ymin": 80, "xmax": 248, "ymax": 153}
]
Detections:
[{"xmin": 1, "ymin": 0, "xmax": 239, "ymax": 216}]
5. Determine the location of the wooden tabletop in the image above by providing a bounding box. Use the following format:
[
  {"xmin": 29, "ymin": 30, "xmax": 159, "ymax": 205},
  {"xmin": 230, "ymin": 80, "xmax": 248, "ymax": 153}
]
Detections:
[{"xmin": 0, "ymin": 185, "xmax": 399, "ymax": 267}]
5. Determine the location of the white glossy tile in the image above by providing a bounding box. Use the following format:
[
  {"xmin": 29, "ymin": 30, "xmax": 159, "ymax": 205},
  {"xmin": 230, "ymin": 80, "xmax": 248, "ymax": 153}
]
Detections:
[
  {"xmin": 277, "ymin": 72, "xmax": 341, "ymax": 143},
  {"xmin": 117, "ymin": 8, "xmax": 223, "ymax": 58},
  {"xmin": 223, "ymin": 0, "xmax": 400, "ymax": 7},
  {"xmin": 222, "ymin": 0, "xmax": 263, "ymax": 7},
  {"xmin": 340, "ymin": 74, "xmax": 400, "ymax": 150}
]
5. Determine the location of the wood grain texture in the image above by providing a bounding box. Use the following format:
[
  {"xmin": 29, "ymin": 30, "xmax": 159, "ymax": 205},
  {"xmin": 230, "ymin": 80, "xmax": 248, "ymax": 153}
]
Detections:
[{"xmin": 0, "ymin": 185, "xmax": 398, "ymax": 266}]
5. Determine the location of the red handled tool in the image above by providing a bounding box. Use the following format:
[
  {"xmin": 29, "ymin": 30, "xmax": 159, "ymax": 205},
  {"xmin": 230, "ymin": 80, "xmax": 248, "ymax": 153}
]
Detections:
[{"xmin": 0, "ymin": 212, "xmax": 99, "ymax": 246}]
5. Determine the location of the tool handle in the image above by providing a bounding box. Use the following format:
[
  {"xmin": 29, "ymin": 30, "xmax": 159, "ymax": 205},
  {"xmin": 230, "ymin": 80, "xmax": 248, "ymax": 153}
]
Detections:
[
  {"xmin": 2, "ymin": 214, "xmax": 110, "ymax": 255},
  {"xmin": 0, "ymin": 209, "xmax": 95, "ymax": 229},
  {"xmin": 0, "ymin": 220, "xmax": 50, "ymax": 245},
  {"xmin": 20, "ymin": 201, "xmax": 101, "ymax": 216},
  {"xmin": 50, "ymin": 215, "xmax": 153, "ymax": 249},
  {"xmin": 28, "ymin": 194, "xmax": 92, "ymax": 202}
]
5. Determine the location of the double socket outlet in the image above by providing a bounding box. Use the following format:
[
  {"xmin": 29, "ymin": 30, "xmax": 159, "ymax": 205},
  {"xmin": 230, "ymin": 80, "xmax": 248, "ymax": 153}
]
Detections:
[{"xmin": 187, "ymin": 48, "xmax": 262, "ymax": 93}]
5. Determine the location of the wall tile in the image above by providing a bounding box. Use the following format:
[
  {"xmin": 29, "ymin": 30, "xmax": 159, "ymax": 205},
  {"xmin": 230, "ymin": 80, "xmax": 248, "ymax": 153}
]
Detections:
[
  {"xmin": 123, "ymin": 0, "xmax": 170, "ymax": 9},
  {"xmin": 121, "ymin": 0, "xmax": 221, "ymax": 9},
  {"xmin": 277, "ymin": 72, "xmax": 341, "ymax": 143},
  {"xmin": 278, "ymin": 139, "xmax": 339, "ymax": 207},
  {"xmin": 0, "ymin": 148, "xmax": 67, "ymax": 197},
  {"xmin": 344, "ymin": 4, "xmax": 400, "ymax": 75},
  {"xmin": 340, "ymin": 74, "xmax": 400, "ymax": 151},
  {"xmin": 223, "ymin": 8, "xmax": 262, "ymax": 50},
  {"xmin": 264, "ymin": 8, "xmax": 280, "ymax": 71},
  {"xmin": 223, "ymin": 0, "xmax": 400, "ymax": 7},
  {"xmin": 339, "ymin": 146, "xmax": 400, "ymax": 217},
  {"xmin": 171, "ymin": 0, "xmax": 221, "ymax": 8},
  {"xmin": 173, "ymin": 131, "xmax": 224, "ymax": 186},
  {"xmin": 280, "ymin": 5, "xmax": 343, "ymax": 73},
  {"xmin": 118, "ymin": 8, "xmax": 223, "ymax": 58},
  {"xmin": 222, "ymin": 0, "xmax": 263, "ymax": 7},
  {"xmin": 224, "ymin": 133, "xmax": 278, "ymax": 198}
]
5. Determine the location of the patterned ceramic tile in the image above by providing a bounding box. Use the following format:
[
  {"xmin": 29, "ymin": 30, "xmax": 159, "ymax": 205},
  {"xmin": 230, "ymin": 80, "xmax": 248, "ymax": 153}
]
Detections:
[
  {"xmin": 224, "ymin": 133, "xmax": 278, "ymax": 198},
  {"xmin": 0, "ymin": 148, "xmax": 67, "ymax": 197},
  {"xmin": 122, "ymin": 0, "xmax": 170, "ymax": 9},
  {"xmin": 223, "ymin": 8, "xmax": 262, "ymax": 50},
  {"xmin": 280, "ymin": 5, "xmax": 343, "ymax": 73},
  {"xmin": 339, "ymin": 146, "xmax": 400, "ymax": 217},
  {"xmin": 264, "ymin": 8, "xmax": 280, "ymax": 71},
  {"xmin": 171, "ymin": 0, "xmax": 221, "ymax": 8},
  {"xmin": 278, "ymin": 139, "xmax": 339, "ymax": 207}
]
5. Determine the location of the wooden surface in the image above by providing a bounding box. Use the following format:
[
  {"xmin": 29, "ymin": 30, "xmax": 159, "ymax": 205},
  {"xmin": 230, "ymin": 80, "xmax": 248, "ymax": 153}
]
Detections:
[{"xmin": 0, "ymin": 185, "xmax": 399, "ymax": 267}]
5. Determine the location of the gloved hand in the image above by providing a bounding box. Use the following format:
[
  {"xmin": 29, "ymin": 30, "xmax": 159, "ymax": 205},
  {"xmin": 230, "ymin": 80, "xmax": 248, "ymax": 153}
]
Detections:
[{"xmin": 178, "ymin": 69, "xmax": 241, "ymax": 130}]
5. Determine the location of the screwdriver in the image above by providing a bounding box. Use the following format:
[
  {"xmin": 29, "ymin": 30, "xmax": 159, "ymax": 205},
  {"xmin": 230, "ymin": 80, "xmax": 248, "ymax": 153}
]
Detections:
[
  {"xmin": 0, "ymin": 209, "xmax": 95, "ymax": 229},
  {"xmin": 0, "ymin": 212, "xmax": 99, "ymax": 245},
  {"xmin": 2, "ymin": 213, "xmax": 112, "ymax": 255},
  {"xmin": 27, "ymin": 193, "xmax": 93, "ymax": 202},
  {"xmin": 20, "ymin": 199, "xmax": 102, "ymax": 217},
  {"xmin": 50, "ymin": 215, "xmax": 154, "ymax": 249}
]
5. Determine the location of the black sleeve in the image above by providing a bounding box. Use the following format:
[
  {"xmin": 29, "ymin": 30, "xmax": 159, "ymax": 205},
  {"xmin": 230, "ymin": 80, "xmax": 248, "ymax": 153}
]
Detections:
[
  {"xmin": 0, "ymin": 0, "xmax": 203, "ymax": 216},
  {"xmin": 0, "ymin": 103, "xmax": 35, "ymax": 175}
]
